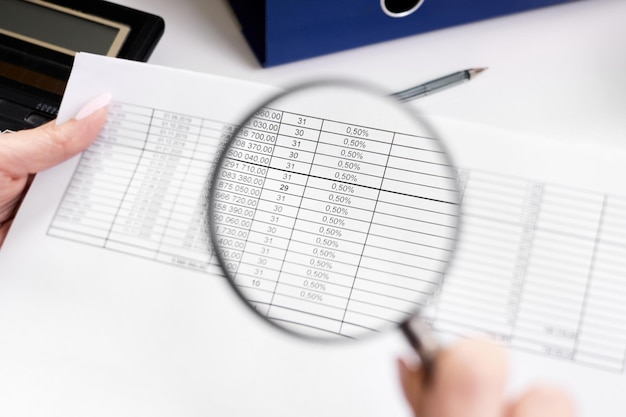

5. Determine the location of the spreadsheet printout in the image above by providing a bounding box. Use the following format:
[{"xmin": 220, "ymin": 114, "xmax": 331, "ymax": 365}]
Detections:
[
  {"xmin": 2, "ymin": 53, "xmax": 626, "ymax": 417},
  {"xmin": 47, "ymin": 98, "xmax": 626, "ymax": 372}
]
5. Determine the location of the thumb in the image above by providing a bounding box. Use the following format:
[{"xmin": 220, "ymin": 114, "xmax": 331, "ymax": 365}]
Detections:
[
  {"xmin": 0, "ymin": 93, "xmax": 110, "ymax": 178},
  {"xmin": 424, "ymin": 339, "xmax": 509, "ymax": 417}
]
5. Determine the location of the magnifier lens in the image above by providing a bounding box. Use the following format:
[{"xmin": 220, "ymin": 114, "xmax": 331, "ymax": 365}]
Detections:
[{"xmin": 209, "ymin": 81, "xmax": 460, "ymax": 341}]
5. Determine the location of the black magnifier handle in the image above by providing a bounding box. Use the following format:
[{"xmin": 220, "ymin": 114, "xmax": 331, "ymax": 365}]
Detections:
[{"xmin": 400, "ymin": 315, "xmax": 440, "ymax": 381}]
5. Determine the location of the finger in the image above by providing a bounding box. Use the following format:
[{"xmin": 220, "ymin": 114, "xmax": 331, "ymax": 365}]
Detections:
[
  {"xmin": 424, "ymin": 339, "xmax": 509, "ymax": 417},
  {"xmin": 506, "ymin": 385, "xmax": 575, "ymax": 417},
  {"xmin": 0, "ymin": 94, "xmax": 110, "ymax": 178},
  {"xmin": 0, "ymin": 172, "xmax": 34, "ymax": 221},
  {"xmin": 397, "ymin": 357, "xmax": 425, "ymax": 416}
]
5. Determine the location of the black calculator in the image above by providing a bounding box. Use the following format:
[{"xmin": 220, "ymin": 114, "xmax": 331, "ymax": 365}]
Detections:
[{"xmin": 0, "ymin": 0, "xmax": 164, "ymax": 132}]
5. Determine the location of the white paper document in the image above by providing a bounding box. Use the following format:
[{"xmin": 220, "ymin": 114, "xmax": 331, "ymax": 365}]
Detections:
[{"xmin": 1, "ymin": 53, "xmax": 626, "ymax": 416}]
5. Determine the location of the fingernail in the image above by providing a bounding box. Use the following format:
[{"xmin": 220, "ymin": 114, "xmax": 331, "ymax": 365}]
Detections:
[{"xmin": 75, "ymin": 93, "xmax": 112, "ymax": 120}]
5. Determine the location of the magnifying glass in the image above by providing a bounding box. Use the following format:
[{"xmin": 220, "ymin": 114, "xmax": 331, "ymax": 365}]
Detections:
[{"xmin": 208, "ymin": 80, "xmax": 461, "ymax": 374}]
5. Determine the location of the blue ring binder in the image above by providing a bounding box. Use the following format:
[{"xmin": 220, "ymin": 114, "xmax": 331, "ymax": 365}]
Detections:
[{"xmin": 228, "ymin": 0, "xmax": 577, "ymax": 67}]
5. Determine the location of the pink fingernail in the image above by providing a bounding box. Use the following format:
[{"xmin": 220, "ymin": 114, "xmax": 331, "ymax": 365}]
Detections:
[{"xmin": 75, "ymin": 93, "xmax": 112, "ymax": 120}]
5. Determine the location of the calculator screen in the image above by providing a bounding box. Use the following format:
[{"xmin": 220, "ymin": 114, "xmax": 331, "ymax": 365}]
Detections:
[{"xmin": 0, "ymin": 0, "xmax": 130, "ymax": 56}]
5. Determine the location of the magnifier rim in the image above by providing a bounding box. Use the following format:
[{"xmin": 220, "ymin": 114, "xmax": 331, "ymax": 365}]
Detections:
[{"xmin": 208, "ymin": 78, "xmax": 463, "ymax": 343}]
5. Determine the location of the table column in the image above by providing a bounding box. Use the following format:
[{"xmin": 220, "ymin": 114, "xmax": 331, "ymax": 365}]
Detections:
[
  {"xmin": 575, "ymin": 195, "xmax": 626, "ymax": 371},
  {"xmin": 512, "ymin": 185, "xmax": 603, "ymax": 358},
  {"xmin": 248, "ymin": 111, "xmax": 324, "ymax": 319},
  {"xmin": 266, "ymin": 120, "xmax": 392, "ymax": 336},
  {"xmin": 212, "ymin": 109, "xmax": 316, "ymax": 317},
  {"xmin": 340, "ymin": 132, "xmax": 458, "ymax": 336},
  {"xmin": 432, "ymin": 171, "xmax": 531, "ymax": 340},
  {"xmin": 155, "ymin": 120, "xmax": 225, "ymax": 271},
  {"xmin": 48, "ymin": 102, "xmax": 151, "ymax": 246},
  {"xmin": 106, "ymin": 111, "xmax": 202, "ymax": 258}
]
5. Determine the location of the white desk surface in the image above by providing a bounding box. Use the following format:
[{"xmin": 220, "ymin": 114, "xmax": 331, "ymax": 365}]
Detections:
[{"xmin": 118, "ymin": 0, "xmax": 625, "ymax": 147}]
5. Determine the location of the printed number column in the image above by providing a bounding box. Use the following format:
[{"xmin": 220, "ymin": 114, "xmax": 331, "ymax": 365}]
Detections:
[
  {"xmin": 49, "ymin": 102, "xmax": 151, "ymax": 246},
  {"xmin": 512, "ymin": 185, "xmax": 603, "ymax": 359},
  {"xmin": 249, "ymin": 112, "xmax": 322, "ymax": 318},
  {"xmin": 266, "ymin": 120, "xmax": 390, "ymax": 335},
  {"xmin": 213, "ymin": 110, "xmax": 280, "ymax": 313},
  {"xmin": 107, "ymin": 111, "xmax": 201, "ymax": 258},
  {"xmin": 433, "ymin": 173, "xmax": 538, "ymax": 341},
  {"xmin": 214, "ymin": 110, "xmax": 317, "ymax": 317},
  {"xmin": 343, "ymin": 133, "xmax": 458, "ymax": 336}
]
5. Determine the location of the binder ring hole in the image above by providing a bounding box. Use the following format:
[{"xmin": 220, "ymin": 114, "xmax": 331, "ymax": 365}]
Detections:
[{"xmin": 381, "ymin": 0, "xmax": 424, "ymax": 18}]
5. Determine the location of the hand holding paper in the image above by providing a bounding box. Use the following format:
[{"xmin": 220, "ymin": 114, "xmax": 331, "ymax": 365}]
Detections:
[{"xmin": 0, "ymin": 95, "xmax": 109, "ymax": 247}]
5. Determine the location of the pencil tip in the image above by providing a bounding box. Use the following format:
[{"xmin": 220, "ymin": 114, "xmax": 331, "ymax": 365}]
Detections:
[{"xmin": 468, "ymin": 67, "xmax": 488, "ymax": 78}]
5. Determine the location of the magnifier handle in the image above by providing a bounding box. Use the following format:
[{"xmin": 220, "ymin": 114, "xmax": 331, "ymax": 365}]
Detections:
[{"xmin": 400, "ymin": 315, "xmax": 440, "ymax": 381}]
